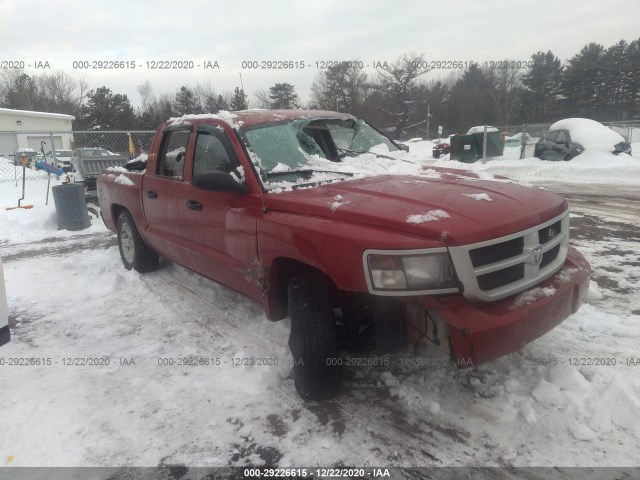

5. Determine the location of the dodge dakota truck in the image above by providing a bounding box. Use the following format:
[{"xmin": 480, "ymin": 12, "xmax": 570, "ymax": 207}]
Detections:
[{"xmin": 97, "ymin": 110, "xmax": 591, "ymax": 400}]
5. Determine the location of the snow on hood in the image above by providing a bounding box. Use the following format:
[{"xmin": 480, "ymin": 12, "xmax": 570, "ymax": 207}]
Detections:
[
  {"xmin": 550, "ymin": 118, "xmax": 626, "ymax": 151},
  {"xmin": 264, "ymin": 172, "xmax": 566, "ymax": 245}
]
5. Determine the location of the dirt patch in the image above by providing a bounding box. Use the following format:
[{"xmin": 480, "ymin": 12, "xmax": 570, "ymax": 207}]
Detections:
[
  {"xmin": 266, "ymin": 414, "xmax": 288, "ymax": 438},
  {"xmin": 570, "ymin": 214, "xmax": 640, "ymax": 243},
  {"xmin": 2, "ymin": 232, "xmax": 117, "ymax": 262},
  {"xmin": 230, "ymin": 441, "xmax": 283, "ymax": 467}
]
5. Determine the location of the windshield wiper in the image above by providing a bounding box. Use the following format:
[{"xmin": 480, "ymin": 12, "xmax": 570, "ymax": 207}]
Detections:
[
  {"xmin": 336, "ymin": 147, "xmax": 416, "ymax": 164},
  {"xmin": 266, "ymin": 168, "xmax": 354, "ymax": 178}
]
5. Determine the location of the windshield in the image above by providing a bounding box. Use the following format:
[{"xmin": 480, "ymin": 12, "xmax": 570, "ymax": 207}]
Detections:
[
  {"xmin": 243, "ymin": 118, "xmax": 399, "ymax": 189},
  {"xmin": 80, "ymin": 149, "xmax": 109, "ymax": 157}
]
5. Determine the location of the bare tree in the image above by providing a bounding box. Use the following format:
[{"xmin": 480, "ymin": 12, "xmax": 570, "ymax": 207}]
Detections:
[
  {"xmin": 253, "ymin": 89, "xmax": 271, "ymax": 109},
  {"xmin": 484, "ymin": 60, "xmax": 523, "ymax": 126},
  {"xmin": 138, "ymin": 80, "xmax": 153, "ymax": 111},
  {"xmin": 372, "ymin": 53, "xmax": 431, "ymax": 135},
  {"xmin": 310, "ymin": 61, "xmax": 367, "ymax": 114}
]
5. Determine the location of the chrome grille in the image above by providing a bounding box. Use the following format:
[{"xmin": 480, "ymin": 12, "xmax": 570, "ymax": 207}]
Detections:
[{"xmin": 448, "ymin": 211, "xmax": 570, "ymax": 302}]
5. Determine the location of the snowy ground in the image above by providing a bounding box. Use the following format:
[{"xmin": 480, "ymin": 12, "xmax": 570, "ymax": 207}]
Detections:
[{"xmin": 1, "ymin": 149, "xmax": 639, "ymax": 469}]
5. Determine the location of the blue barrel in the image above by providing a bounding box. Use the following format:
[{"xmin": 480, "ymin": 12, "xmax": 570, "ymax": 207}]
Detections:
[{"xmin": 51, "ymin": 184, "xmax": 91, "ymax": 231}]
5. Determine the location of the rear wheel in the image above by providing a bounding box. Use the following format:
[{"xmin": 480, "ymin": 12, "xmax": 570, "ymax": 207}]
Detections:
[
  {"xmin": 116, "ymin": 210, "xmax": 159, "ymax": 272},
  {"xmin": 288, "ymin": 274, "xmax": 342, "ymax": 400}
]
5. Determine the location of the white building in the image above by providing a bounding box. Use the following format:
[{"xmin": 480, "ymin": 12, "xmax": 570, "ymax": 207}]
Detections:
[{"xmin": 0, "ymin": 108, "xmax": 75, "ymax": 157}]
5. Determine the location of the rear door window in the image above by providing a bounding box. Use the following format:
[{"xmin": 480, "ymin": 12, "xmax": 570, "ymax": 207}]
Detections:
[{"xmin": 156, "ymin": 130, "xmax": 190, "ymax": 180}]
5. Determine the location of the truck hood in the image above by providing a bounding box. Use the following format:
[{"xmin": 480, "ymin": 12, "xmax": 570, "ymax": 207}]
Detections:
[{"xmin": 263, "ymin": 170, "xmax": 567, "ymax": 246}]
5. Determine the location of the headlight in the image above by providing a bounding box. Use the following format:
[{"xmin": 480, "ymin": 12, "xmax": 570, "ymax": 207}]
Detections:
[{"xmin": 365, "ymin": 249, "xmax": 458, "ymax": 295}]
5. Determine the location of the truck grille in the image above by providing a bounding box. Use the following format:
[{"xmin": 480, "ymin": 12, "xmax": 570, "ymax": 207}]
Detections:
[{"xmin": 448, "ymin": 211, "xmax": 570, "ymax": 302}]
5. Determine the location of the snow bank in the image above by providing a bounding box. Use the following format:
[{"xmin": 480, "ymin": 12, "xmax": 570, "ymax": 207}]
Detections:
[
  {"xmin": 428, "ymin": 149, "xmax": 640, "ymax": 186},
  {"xmin": 0, "ymin": 177, "xmax": 106, "ymax": 243}
]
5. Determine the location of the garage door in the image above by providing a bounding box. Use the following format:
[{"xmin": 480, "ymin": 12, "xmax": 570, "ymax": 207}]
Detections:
[
  {"xmin": 0, "ymin": 133, "xmax": 18, "ymax": 160},
  {"xmin": 26, "ymin": 135, "xmax": 63, "ymax": 152}
]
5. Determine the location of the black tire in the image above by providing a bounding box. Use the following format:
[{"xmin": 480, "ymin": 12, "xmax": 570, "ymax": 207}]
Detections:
[
  {"xmin": 116, "ymin": 210, "xmax": 159, "ymax": 273},
  {"xmin": 288, "ymin": 273, "xmax": 342, "ymax": 400}
]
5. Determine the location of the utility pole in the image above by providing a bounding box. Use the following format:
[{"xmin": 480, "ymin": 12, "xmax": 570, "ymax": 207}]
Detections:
[
  {"xmin": 482, "ymin": 125, "xmax": 487, "ymax": 164},
  {"xmin": 426, "ymin": 105, "xmax": 430, "ymax": 141},
  {"xmin": 239, "ymin": 72, "xmax": 244, "ymax": 91}
]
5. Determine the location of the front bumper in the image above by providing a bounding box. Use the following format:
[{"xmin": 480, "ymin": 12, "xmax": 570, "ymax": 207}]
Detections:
[{"xmin": 427, "ymin": 246, "xmax": 591, "ymax": 365}]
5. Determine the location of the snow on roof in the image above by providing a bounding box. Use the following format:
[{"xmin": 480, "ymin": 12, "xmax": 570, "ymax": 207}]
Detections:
[
  {"xmin": 467, "ymin": 126, "xmax": 499, "ymax": 135},
  {"xmin": 549, "ymin": 118, "xmax": 625, "ymax": 151},
  {"xmin": 168, "ymin": 110, "xmax": 243, "ymax": 129},
  {"xmin": 0, "ymin": 107, "xmax": 75, "ymax": 121}
]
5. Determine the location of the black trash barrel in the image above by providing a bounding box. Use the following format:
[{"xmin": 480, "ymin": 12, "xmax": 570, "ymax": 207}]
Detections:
[{"xmin": 51, "ymin": 183, "xmax": 91, "ymax": 231}]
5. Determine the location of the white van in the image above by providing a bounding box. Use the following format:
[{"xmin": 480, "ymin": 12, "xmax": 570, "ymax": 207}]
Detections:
[{"xmin": 0, "ymin": 255, "xmax": 9, "ymax": 347}]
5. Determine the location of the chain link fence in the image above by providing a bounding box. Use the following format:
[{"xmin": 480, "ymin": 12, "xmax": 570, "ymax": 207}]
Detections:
[{"xmin": 0, "ymin": 130, "xmax": 155, "ymax": 184}]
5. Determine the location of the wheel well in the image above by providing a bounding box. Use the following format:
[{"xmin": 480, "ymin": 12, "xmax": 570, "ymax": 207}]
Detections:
[
  {"xmin": 111, "ymin": 204, "xmax": 127, "ymax": 225},
  {"xmin": 267, "ymin": 258, "xmax": 337, "ymax": 321}
]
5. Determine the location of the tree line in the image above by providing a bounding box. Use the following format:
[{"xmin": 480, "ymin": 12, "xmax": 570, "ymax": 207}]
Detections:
[{"xmin": 1, "ymin": 37, "xmax": 638, "ymax": 138}]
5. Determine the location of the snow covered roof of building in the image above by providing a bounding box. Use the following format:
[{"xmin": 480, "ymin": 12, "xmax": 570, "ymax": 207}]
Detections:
[{"xmin": 0, "ymin": 107, "xmax": 75, "ymax": 121}]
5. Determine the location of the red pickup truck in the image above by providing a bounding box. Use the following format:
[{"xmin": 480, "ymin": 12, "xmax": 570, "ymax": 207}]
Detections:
[{"xmin": 97, "ymin": 110, "xmax": 591, "ymax": 400}]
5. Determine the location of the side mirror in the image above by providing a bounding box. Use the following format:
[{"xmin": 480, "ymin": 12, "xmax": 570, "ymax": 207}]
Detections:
[
  {"xmin": 192, "ymin": 170, "xmax": 248, "ymax": 194},
  {"xmin": 613, "ymin": 141, "xmax": 631, "ymax": 155}
]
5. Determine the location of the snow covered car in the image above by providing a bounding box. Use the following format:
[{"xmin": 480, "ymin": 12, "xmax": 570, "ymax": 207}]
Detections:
[
  {"xmin": 534, "ymin": 118, "xmax": 632, "ymax": 161},
  {"xmin": 0, "ymin": 255, "xmax": 9, "ymax": 347}
]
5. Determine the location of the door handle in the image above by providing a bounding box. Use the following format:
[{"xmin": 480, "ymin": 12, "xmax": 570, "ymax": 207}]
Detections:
[
  {"xmin": 145, "ymin": 190, "xmax": 158, "ymax": 199},
  {"xmin": 186, "ymin": 199, "xmax": 203, "ymax": 211}
]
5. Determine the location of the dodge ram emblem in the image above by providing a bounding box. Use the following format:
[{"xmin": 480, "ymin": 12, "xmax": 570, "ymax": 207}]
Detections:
[{"xmin": 533, "ymin": 246, "xmax": 543, "ymax": 266}]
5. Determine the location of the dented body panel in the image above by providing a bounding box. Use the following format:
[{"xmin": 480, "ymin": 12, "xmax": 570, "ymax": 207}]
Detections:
[{"xmin": 97, "ymin": 110, "xmax": 591, "ymax": 367}]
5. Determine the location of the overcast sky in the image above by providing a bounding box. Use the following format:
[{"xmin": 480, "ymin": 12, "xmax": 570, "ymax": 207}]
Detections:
[{"xmin": 1, "ymin": 0, "xmax": 639, "ymax": 107}]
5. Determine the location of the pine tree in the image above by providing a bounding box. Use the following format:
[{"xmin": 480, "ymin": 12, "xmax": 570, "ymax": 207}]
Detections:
[
  {"xmin": 562, "ymin": 43, "xmax": 606, "ymax": 118},
  {"xmin": 521, "ymin": 51, "xmax": 563, "ymax": 122},
  {"xmin": 230, "ymin": 87, "xmax": 248, "ymax": 110},
  {"xmin": 268, "ymin": 83, "xmax": 299, "ymax": 109},
  {"xmin": 175, "ymin": 86, "xmax": 201, "ymax": 115},
  {"xmin": 79, "ymin": 86, "xmax": 136, "ymax": 130},
  {"xmin": 205, "ymin": 94, "xmax": 230, "ymax": 112}
]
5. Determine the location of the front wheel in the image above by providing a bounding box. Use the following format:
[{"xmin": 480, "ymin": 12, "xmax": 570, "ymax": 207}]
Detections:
[
  {"xmin": 116, "ymin": 210, "xmax": 159, "ymax": 272},
  {"xmin": 288, "ymin": 273, "xmax": 342, "ymax": 400}
]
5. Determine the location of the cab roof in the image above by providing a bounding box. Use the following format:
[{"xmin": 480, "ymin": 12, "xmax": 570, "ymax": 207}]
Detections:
[{"xmin": 166, "ymin": 109, "xmax": 356, "ymax": 130}]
